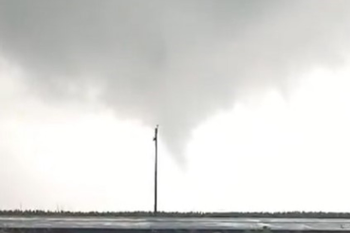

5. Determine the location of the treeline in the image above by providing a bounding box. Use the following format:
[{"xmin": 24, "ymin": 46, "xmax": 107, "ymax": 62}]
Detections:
[{"xmin": 1, "ymin": 210, "xmax": 350, "ymax": 218}]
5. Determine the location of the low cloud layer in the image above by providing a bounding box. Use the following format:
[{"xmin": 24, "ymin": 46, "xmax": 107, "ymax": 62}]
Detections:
[{"xmin": 1, "ymin": 0, "xmax": 350, "ymax": 163}]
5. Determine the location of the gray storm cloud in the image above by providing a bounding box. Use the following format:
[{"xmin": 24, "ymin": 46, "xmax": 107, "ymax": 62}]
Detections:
[{"xmin": 0, "ymin": 0, "xmax": 350, "ymax": 164}]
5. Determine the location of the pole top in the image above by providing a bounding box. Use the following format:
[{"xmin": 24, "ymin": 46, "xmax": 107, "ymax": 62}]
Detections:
[{"xmin": 154, "ymin": 125, "xmax": 159, "ymax": 141}]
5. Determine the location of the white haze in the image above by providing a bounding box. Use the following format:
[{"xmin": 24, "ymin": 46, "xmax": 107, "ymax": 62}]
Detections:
[{"xmin": 1, "ymin": 0, "xmax": 350, "ymax": 212}]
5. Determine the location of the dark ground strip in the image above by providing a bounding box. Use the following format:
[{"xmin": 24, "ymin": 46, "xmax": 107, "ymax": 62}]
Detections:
[{"xmin": 1, "ymin": 228, "xmax": 349, "ymax": 233}]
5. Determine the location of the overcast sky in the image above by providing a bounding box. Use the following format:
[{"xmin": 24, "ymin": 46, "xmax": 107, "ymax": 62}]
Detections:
[{"xmin": 1, "ymin": 0, "xmax": 350, "ymax": 212}]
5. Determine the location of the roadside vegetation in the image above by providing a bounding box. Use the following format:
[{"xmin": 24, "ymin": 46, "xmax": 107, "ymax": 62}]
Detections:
[{"xmin": 0, "ymin": 210, "xmax": 350, "ymax": 218}]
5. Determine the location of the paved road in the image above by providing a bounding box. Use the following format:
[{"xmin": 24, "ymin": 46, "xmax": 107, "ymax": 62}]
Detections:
[{"xmin": 1, "ymin": 217, "xmax": 350, "ymax": 231}]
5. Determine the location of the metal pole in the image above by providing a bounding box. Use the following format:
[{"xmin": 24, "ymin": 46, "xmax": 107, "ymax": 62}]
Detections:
[{"xmin": 153, "ymin": 125, "xmax": 159, "ymax": 214}]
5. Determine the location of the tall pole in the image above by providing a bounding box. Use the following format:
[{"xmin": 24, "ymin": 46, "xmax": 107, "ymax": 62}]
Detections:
[{"xmin": 153, "ymin": 125, "xmax": 159, "ymax": 215}]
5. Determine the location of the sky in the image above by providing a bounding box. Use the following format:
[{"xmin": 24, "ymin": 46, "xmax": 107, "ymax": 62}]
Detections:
[{"xmin": 1, "ymin": 0, "xmax": 350, "ymax": 212}]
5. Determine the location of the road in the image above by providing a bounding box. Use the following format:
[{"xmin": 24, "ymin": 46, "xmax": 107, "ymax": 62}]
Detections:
[{"xmin": 1, "ymin": 217, "xmax": 350, "ymax": 231}]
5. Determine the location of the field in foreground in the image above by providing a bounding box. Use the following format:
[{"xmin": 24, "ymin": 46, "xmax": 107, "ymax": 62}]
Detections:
[{"xmin": 2, "ymin": 216, "xmax": 350, "ymax": 232}]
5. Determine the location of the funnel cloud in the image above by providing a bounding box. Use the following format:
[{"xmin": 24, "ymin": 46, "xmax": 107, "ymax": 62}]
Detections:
[{"xmin": 0, "ymin": 0, "xmax": 350, "ymax": 163}]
